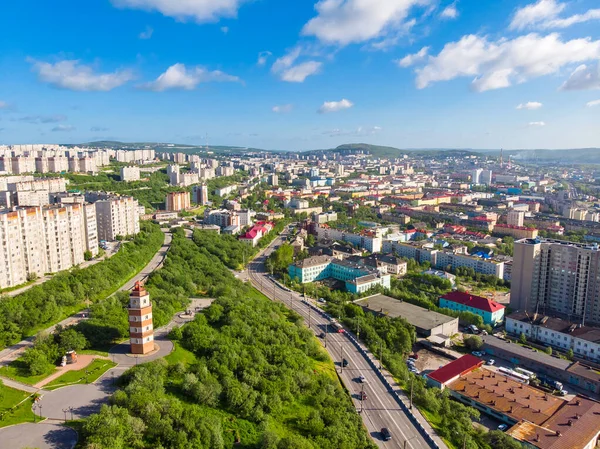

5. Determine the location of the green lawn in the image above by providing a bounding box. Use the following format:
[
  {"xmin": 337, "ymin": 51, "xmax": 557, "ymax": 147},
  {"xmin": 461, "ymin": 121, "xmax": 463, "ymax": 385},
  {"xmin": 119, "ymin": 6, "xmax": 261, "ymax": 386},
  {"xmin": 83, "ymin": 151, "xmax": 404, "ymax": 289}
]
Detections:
[
  {"xmin": 78, "ymin": 349, "xmax": 110, "ymax": 357},
  {"xmin": 164, "ymin": 342, "xmax": 196, "ymax": 367},
  {"xmin": 44, "ymin": 359, "xmax": 117, "ymax": 390},
  {"xmin": 0, "ymin": 359, "xmax": 56, "ymax": 385},
  {"xmin": 0, "ymin": 383, "xmax": 37, "ymax": 428}
]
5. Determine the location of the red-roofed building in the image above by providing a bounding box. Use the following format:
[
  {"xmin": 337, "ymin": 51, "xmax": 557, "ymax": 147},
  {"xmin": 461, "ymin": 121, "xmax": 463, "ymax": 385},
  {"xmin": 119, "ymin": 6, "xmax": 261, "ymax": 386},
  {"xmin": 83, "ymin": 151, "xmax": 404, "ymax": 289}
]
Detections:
[
  {"xmin": 239, "ymin": 221, "xmax": 274, "ymax": 247},
  {"xmin": 427, "ymin": 355, "xmax": 484, "ymax": 390},
  {"xmin": 440, "ymin": 291, "xmax": 506, "ymax": 326}
]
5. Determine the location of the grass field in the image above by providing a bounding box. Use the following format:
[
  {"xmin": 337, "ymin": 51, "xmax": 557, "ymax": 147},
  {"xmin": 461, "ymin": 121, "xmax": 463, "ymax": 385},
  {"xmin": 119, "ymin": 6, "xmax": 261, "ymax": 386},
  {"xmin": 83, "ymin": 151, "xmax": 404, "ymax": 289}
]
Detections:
[
  {"xmin": 44, "ymin": 359, "xmax": 117, "ymax": 390},
  {"xmin": 0, "ymin": 383, "xmax": 36, "ymax": 428},
  {"xmin": 0, "ymin": 359, "xmax": 56, "ymax": 385},
  {"xmin": 164, "ymin": 342, "xmax": 196, "ymax": 367}
]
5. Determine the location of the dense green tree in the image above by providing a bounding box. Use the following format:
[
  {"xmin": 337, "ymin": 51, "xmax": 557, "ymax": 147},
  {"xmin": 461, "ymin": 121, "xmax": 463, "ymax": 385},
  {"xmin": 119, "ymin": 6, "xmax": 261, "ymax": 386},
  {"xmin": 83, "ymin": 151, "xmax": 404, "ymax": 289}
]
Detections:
[{"xmin": 464, "ymin": 335, "xmax": 484, "ymax": 351}]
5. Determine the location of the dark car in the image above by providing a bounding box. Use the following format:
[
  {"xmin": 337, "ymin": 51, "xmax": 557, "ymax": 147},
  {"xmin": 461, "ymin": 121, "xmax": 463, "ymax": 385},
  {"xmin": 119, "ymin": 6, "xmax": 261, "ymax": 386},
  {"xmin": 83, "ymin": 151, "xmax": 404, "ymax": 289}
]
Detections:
[
  {"xmin": 342, "ymin": 358, "xmax": 349, "ymax": 367},
  {"xmin": 318, "ymin": 333, "xmax": 326, "ymax": 339},
  {"xmin": 360, "ymin": 391, "xmax": 367, "ymax": 400},
  {"xmin": 381, "ymin": 428, "xmax": 392, "ymax": 441}
]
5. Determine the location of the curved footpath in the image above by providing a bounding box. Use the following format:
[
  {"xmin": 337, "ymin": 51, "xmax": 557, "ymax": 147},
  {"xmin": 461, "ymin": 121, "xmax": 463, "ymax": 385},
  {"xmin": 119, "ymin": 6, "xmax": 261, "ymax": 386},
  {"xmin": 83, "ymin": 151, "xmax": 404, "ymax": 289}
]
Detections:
[{"xmin": 0, "ymin": 298, "xmax": 209, "ymax": 449}]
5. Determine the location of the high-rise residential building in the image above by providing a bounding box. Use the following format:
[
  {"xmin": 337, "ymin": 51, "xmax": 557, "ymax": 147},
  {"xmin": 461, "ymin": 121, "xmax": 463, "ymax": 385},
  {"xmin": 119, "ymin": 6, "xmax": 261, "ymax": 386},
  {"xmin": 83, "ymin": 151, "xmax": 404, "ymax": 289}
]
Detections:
[
  {"xmin": 88, "ymin": 193, "xmax": 140, "ymax": 241},
  {"xmin": 480, "ymin": 169, "xmax": 493, "ymax": 186},
  {"xmin": 0, "ymin": 204, "xmax": 96, "ymax": 289},
  {"xmin": 268, "ymin": 174, "xmax": 278, "ymax": 186},
  {"xmin": 511, "ymin": 238, "xmax": 600, "ymax": 324},
  {"xmin": 120, "ymin": 166, "xmax": 140, "ymax": 182},
  {"xmin": 471, "ymin": 168, "xmax": 483, "ymax": 185},
  {"xmin": 128, "ymin": 281, "xmax": 154, "ymax": 354},
  {"xmin": 193, "ymin": 184, "xmax": 209, "ymax": 205},
  {"xmin": 165, "ymin": 191, "xmax": 190, "ymax": 212},
  {"xmin": 506, "ymin": 210, "xmax": 525, "ymax": 227}
]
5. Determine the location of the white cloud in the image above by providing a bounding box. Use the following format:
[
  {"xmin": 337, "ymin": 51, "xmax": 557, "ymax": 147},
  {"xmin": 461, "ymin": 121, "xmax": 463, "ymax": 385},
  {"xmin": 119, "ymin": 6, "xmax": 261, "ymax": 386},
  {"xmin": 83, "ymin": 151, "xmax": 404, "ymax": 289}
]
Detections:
[
  {"xmin": 91, "ymin": 126, "xmax": 110, "ymax": 132},
  {"xmin": 17, "ymin": 114, "xmax": 67, "ymax": 124},
  {"xmin": 412, "ymin": 33, "xmax": 600, "ymax": 92},
  {"xmin": 396, "ymin": 46, "xmax": 429, "ymax": 68},
  {"xmin": 587, "ymin": 99, "xmax": 600, "ymax": 107},
  {"xmin": 318, "ymin": 98, "xmax": 354, "ymax": 113},
  {"xmin": 271, "ymin": 48, "xmax": 322, "ymax": 83},
  {"xmin": 561, "ymin": 63, "xmax": 600, "ymax": 90},
  {"xmin": 52, "ymin": 124, "xmax": 75, "ymax": 132},
  {"xmin": 221, "ymin": 26, "xmax": 229, "ymax": 34},
  {"xmin": 111, "ymin": 0, "xmax": 247, "ymax": 23},
  {"xmin": 510, "ymin": 0, "xmax": 565, "ymax": 30},
  {"xmin": 516, "ymin": 101, "xmax": 543, "ymax": 110},
  {"xmin": 272, "ymin": 104, "xmax": 293, "ymax": 113},
  {"xmin": 141, "ymin": 63, "xmax": 240, "ymax": 91},
  {"xmin": 301, "ymin": 0, "xmax": 426, "ymax": 46},
  {"xmin": 510, "ymin": 0, "xmax": 600, "ymax": 30},
  {"xmin": 528, "ymin": 121, "xmax": 546, "ymax": 126},
  {"xmin": 29, "ymin": 59, "xmax": 134, "ymax": 91},
  {"xmin": 440, "ymin": 3, "xmax": 458, "ymax": 20},
  {"xmin": 139, "ymin": 25, "xmax": 154, "ymax": 39},
  {"xmin": 0, "ymin": 101, "xmax": 10, "ymax": 110},
  {"xmin": 257, "ymin": 51, "xmax": 272, "ymax": 66}
]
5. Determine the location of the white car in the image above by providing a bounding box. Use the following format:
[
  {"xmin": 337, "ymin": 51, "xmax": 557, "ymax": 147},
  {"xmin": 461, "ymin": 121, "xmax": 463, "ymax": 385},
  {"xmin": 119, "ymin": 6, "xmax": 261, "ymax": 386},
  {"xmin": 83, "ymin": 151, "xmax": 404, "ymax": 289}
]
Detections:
[
  {"xmin": 486, "ymin": 359, "xmax": 495, "ymax": 366},
  {"xmin": 358, "ymin": 375, "xmax": 366, "ymax": 383},
  {"xmin": 472, "ymin": 351, "xmax": 484, "ymax": 357},
  {"xmin": 498, "ymin": 424, "xmax": 508, "ymax": 431}
]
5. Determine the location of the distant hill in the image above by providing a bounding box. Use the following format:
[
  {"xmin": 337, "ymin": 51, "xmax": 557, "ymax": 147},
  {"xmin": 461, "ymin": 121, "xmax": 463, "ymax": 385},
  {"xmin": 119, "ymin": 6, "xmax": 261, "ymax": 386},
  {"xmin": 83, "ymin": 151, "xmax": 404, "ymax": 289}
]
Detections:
[
  {"xmin": 330, "ymin": 143, "xmax": 481, "ymax": 158},
  {"xmin": 70, "ymin": 141, "xmax": 269, "ymax": 155}
]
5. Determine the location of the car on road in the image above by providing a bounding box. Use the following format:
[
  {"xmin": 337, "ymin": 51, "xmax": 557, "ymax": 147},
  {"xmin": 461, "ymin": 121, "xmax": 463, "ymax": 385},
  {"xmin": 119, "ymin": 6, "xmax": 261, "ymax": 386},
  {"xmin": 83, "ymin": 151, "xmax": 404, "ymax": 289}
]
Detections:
[
  {"xmin": 486, "ymin": 359, "xmax": 495, "ymax": 365},
  {"xmin": 472, "ymin": 351, "xmax": 484, "ymax": 357},
  {"xmin": 497, "ymin": 424, "xmax": 508, "ymax": 431},
  {"xmin": 360, "ymin": 391, "xmax": 367, "ymax": 400},
  {"xmin": 318, "ymin": 333, "xmax": 326, "ymax": 339},
  {"xmin": 342, "ymin": 359, "xmax": 349, "ymax": 367},
  {"xmin": 358, "ymin": 375, "xmax": 366, "ymax": 383},
  {"xmin": 337, "ymin": 328, "xmax": 345, "ymax": 333},
  {"xmin": 381, "ymin": 428, "xmax": 392, "ymax": 441},
  {"xmin": 318, "ymin": 298, "xmax": 326, "ymax": 303}
]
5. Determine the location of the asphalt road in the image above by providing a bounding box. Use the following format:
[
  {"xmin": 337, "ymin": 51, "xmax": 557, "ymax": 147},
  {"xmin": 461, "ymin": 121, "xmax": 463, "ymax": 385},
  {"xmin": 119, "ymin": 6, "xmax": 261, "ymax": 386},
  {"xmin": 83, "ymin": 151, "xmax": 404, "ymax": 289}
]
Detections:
[{"xmin": 247, "ymin": 230, "xmax": 442, "ymax": 449}]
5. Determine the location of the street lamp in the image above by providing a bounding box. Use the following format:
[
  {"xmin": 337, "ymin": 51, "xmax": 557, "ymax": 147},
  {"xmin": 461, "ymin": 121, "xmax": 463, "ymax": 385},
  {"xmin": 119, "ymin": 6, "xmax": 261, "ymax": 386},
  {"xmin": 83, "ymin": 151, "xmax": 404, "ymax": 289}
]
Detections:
[
  {"xmin": 62, "ymin": 408, "xmax": 68, "ymax": 422},
  {"xmin": 85, "ymin": 369, "xmax": 90, "ymax": 384},
  {"xmin": 69, "ymin": 407, "xmax": 74, "ymax": 421}
]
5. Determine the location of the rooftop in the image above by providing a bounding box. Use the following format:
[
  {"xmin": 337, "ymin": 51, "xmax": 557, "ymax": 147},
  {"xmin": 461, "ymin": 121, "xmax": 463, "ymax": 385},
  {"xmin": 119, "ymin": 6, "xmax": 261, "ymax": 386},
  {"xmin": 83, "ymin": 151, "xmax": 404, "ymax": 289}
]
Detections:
[
  {"xmin": 427, "ymin": 355, "xmax": 483, "ymax": 385},
  {"xmin": 507, "ymin": 312, "xmax": 600, "ymax": 344},
  {"xmin": 448, "ymin": 368, "xmax": 566, "ymax": 426},
  {"xmin": 481, "ymin": 335, "xmax": 571, "ymax": 371},
  {"xmin": 355, "ymin": 294, "xmax": 456, "ymax": 331},
  {"xmin": 507, "ymin": 396, "xmax": 600, "ymax": 449},
  {"xmin": 441, "ymin": 291, "xmax": 505, "ymax": 313},
  {"xmin": 293, "ymin": 255, "xmax": 333, "ymax": 269}
]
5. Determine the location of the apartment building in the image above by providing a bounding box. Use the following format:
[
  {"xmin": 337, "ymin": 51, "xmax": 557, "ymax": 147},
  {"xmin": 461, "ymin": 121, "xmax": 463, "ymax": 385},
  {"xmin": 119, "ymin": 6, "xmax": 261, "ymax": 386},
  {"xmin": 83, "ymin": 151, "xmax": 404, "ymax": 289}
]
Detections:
[
  {"xmin": 315, "ymin": 224, "xmax": 382, "ymax": 253},
  {"xmin": 493, "ymin": 224, "xmax": 539, "ymax": 239},
  {"xmin": 192, "ymin": 184, "xmax": 209, "ymax": 205},
  {"xmin": 507, "ymin": 210, "xmax": 525, "ymax": 227},
  {"xmin": 511, "ymin": 238, "xmax": 600, "ymax": 325},
  {"xmin": 204, "ymin": 209, "xmax": 241, "ymax": 229},
  {"xmin": 120, "ymin": 166, "xmax": 140, "ymax": 182},
  {"xmin": 440, "ymin": 291, "xmax": 505, "ymax": 326},
  {"xmin": 506, "ymin": 312, "xmax": 600, "ymax": 364},
  {"xmin": 0, "ymin": 204, "xmax": 97, "ymax": 288},
  {"xmin": 87, "ymin": 193, "xmax": 140, "ymax": 241},
  {"xmin": 165, "ymin": 191, "xmax": 190, "ymax": 212}
]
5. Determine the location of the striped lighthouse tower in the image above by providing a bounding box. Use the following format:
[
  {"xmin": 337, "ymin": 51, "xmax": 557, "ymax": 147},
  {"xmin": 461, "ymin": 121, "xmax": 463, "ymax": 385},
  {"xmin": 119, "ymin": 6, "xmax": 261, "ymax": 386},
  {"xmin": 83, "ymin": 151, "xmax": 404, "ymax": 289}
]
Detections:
[{"xmin": 128, "ymin": 281, "xmax": 154, "ymax": 354}]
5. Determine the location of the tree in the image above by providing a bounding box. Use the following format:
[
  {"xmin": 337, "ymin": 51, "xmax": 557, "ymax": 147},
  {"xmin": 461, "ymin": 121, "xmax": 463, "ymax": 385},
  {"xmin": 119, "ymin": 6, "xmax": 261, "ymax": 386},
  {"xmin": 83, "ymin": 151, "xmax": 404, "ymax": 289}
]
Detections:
[
  {"xmin": 305, "ymin": 234, "xmax": 316, "ymax": 247},
  {"xmin": 464, "ymin": 335, "xmax": 483, "ymax": 351},
  {"xmin": 22, "ymin": 348, "xmax": 51, "ymax": 376},
  {"xmin": 84, "ymin": 250, "xmax": 93, "ymax": 261},
  {"xmin": 545, "ymin": 346, "xmax": 553, "ymax": 355},
  {"xmin": 519, "ymin": 332, "xmax": 527, "ymax": 344},
  {"xmin": 567, "ymin": 348, "xmax": 574, "ymax": 360},
  {"xmin": 57, "ymin": 328, "xmax": 88, "ymax": 353}
]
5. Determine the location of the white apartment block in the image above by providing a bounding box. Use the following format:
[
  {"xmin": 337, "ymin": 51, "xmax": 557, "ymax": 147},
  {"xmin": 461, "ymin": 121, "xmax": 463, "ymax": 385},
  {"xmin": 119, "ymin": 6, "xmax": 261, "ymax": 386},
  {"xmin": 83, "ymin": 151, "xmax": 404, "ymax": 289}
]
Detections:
[
  {"xmin": 316, "ymin": 225, "xmax": 382, "ymax": 253},
  {"xmin": 506, "ymin": 313, "xmax": 600, "ymax": 364},
  {"xmin": 92, "ymin": 195, "xmax": 141, "ymax": 241},
  {"xmin": 120, "ymin": 166, "xmax": 141, "ymax": 182},
  {"xmin": 0, "ymin": 204, "xmax": 96, "ymax": 289}
]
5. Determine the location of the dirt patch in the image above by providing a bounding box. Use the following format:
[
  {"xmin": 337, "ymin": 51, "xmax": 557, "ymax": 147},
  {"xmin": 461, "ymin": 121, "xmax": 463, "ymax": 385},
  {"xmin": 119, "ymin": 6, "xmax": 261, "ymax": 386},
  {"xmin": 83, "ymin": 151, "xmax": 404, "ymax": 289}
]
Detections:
[{"xmin": 412, "ymin": 347, "xmax": 454, "ymax": 374}]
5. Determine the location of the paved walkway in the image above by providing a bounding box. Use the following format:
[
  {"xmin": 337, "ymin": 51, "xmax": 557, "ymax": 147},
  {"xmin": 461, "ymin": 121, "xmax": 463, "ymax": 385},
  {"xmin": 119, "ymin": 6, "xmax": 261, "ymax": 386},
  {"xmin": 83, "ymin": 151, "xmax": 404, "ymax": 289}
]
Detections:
[
  {"xmin": 0, "ymin": 423, "xmax": 78, "ymax": 449},
  {"xmin": 33, "ymin": 355, "xmax": 96, "ymax": 389}
]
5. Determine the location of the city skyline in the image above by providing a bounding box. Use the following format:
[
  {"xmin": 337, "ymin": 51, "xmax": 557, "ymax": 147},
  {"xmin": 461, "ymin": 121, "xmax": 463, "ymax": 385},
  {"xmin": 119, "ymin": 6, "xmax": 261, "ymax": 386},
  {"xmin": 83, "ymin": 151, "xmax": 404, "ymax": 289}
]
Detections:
[{"xmin": 1, "ymin": 0, "xmax": 600, "ymax": 150}]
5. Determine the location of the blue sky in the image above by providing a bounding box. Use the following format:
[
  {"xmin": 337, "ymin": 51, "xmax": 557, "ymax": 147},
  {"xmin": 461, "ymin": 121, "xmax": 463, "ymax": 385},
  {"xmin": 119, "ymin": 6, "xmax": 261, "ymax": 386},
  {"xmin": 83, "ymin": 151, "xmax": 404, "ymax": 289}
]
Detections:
[{"xmin": 1, "ymin": 0, "xmax": 599, "ymax": 151}]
